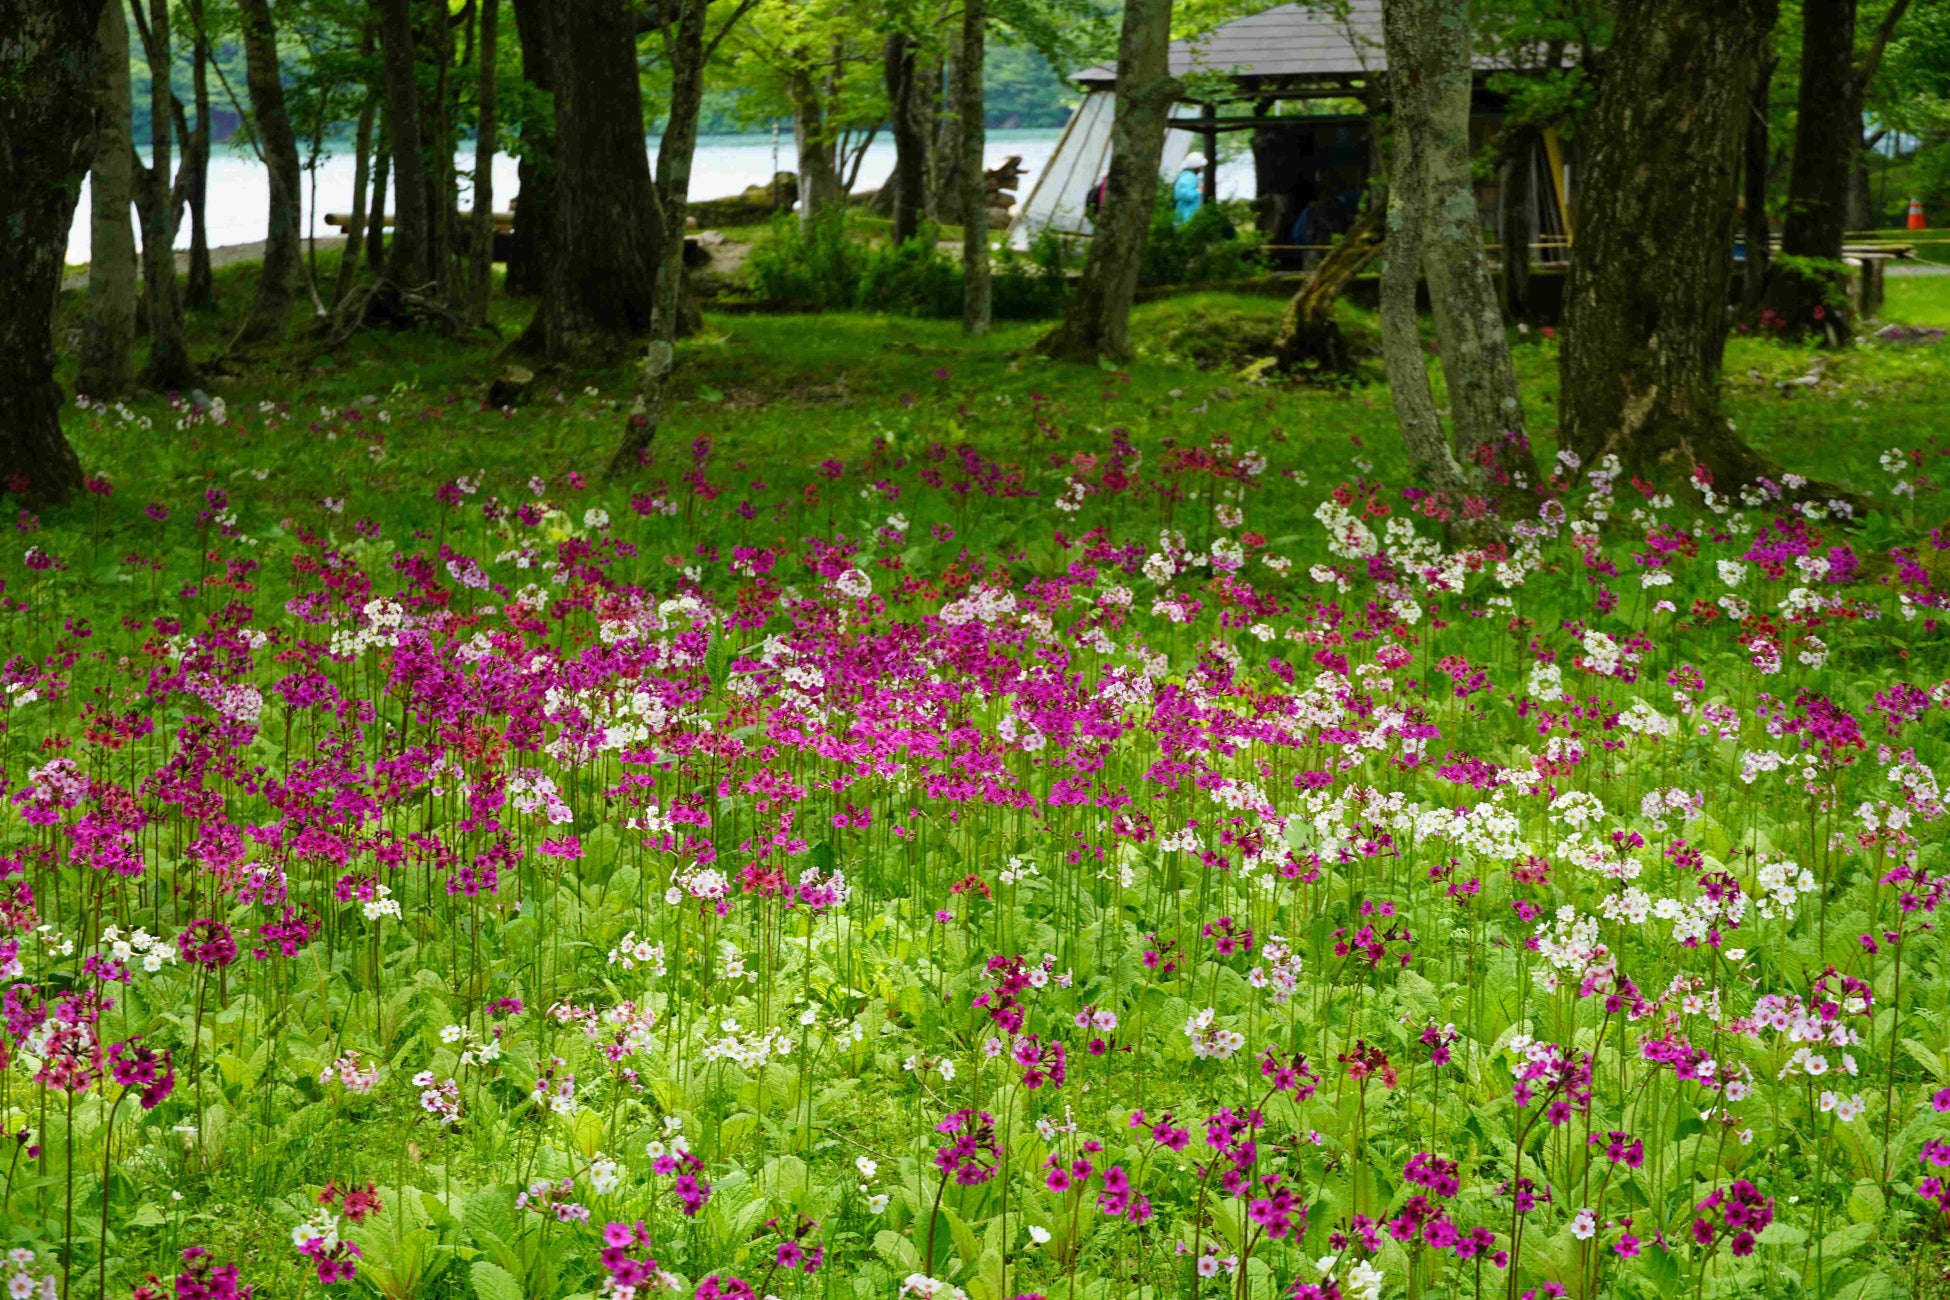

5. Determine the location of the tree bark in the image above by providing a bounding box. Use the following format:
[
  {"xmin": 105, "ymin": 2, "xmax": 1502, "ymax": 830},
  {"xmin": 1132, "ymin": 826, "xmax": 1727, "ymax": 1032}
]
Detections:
[
  {"xmin": 930, "ymin": 49, "xmax": 962, "ymax": 222},
  {"xmin": 1498, "ymin": 127, "xmax": 1534, "ymax": 322},
  {"xmin": 1741, "ymin": 49, "xmax": 1775, "ymax": 309},
  {"xmin": 334, "ymin": 81, "xmax": 378, "ymax": 307},
  {"xmin": 365, "ymin": 115, "xmax": 391, "ymax": 273},
  {"xmin": 789, "ymin": 63, "xmax": 844, "ymax": 228},
  {"xmin": 0, "ymin": 0, "xmax": 103, "ymax": 506},
  {"xmin": 233, "ymin": 0, "xmax": 305, "ymax": 344},
  {"xmin": 469, "ymin": 0, "xmax": 500, "ymax": 323},
  {"xmin": 1273, "ymin": 203, "xmax": 1383, "ymax": 376},
  {"xmin": 883, "ymin": 30, "xmax": 926, "ymax": 244},
  {"xmin": 132, "ymin": 0, "xmax": 201, "ymax": 390},
  {"xmin": 959, "ymin": 0, "xmax": 990, "ymax": 336},
  {"xmin": 1035, "ymin": 0, "xmax": 1175, "ymax": 364},
  {"xmin": 1395, "ymin": 0, "xmax": 1538, "ymax": 506},
  {"xmin": 505, "ymin": 0, "xmax": 551, "ymax": 296},
  {"xmin": 81, "ymin": 0, "xmax": 139, "ymax": 400},
  {"xmin": 653, "ymin": 0, "xmax": 707, "ymax": 342},
  {"xmin": 376, "ymin": 0, "xmax": 434, "ymax": 289},
  {"xmin": 428, "ymin": 0, "xmax": 460, "ymax": 305},
  {"xmin": 1561, "ymin": 0, "xmax": 1787, "ymax": 493},
  {"xmin": 1761, "ymin": 0, "xmax": 1857, "ymax": 339},
  {"xmin": 514, "ymin": 0, "xmax": 664, "ymax": 362},
  {"xmin": 182, "ymin": 0, "xmax": 214, "ymax": 309}
]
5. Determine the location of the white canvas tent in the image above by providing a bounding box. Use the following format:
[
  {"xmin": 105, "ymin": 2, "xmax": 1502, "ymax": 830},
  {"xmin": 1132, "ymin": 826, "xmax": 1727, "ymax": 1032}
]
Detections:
[{"xmin": 1007, "ymin": 92, "xmax": 1194, "ymax": 249}]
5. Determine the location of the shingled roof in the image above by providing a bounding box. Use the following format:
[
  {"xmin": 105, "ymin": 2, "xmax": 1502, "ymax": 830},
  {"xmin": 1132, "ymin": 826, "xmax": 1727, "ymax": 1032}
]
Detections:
[{"xmin": 1073, "ymin": 0, "xmax": 1517, "ymax": 89}]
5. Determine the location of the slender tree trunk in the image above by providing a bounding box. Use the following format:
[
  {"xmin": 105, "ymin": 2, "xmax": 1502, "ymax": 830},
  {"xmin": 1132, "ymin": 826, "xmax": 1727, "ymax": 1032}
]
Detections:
[
  {"xmin": 884, "ymin": 30, "xmax": 925, "ymax": 243},
  {"xmin": 335, "ymin": 80, "xmax": 378, "ymax": 306},
  {"xmin": 1741, "ymin": 50, "xmax": 1776, "ymax": 308},
  {"xmin": 1561, "ymin": 0, "xmax": 1797, "ymax": 495},
  {"xmin": 183, "ymin": 0, "xmax": 214, "ymax": 309},
  {"xmin": 132, "ymin": 0, "xmax": 201, "ymax": 390},
  {"xmin": 515, "ymin": 0, "xmax": 664, "ymax": 361},
  {"xmin": 1035, "ymin": 0, "xmax": 1176, "ymax": 364},
  {"xmin": 429, "ymin": 0, "xmax": 459, "ymax": 304},
  {"xmin": 81, "ymin": 0, "xmax": 139, "ymax": 399},
  {"xmin": 365, "ymin": 116, "xmax": 391, "ymax": 273},
  {"xmin": 233, "ymin": 0, "xmax": 305, "ymax": 343},
  {"xmin": 504, "ymin": 0, "xmax": 551, "ymax": 296},
  {"xmin": 1273, "ymin": 202, "xmax": 1383, "ymax": 376},
  {"xmin": 1761, "ymin": 0, "xmax": 1857, "ymax": 339},
  {"xmin": 1498, "ymin": 127, "xmax": 1535, "ymax": 322},
  {"xmin": 469, "ymin": 0, "xmax": 500, "ymax": 323},
  {"xmin": 959, "ymin": 0, "xmax": 990, "ymax": 336},
  {"xmin": 1393, "ymin": 0, "xmax": 1538, "ymax": 506},
  {"xmin": 789, "ymin": 66, "xmax": 843, "ymax": 228},
  {"xmin": 1846, "ymin": 132, "xmax": 1877, "ymax": 231},
  {"xmin": 376, "ymin": 0, "xmax": 434, "ymax": 288},
  {"xmin": 0, "ymin": 0, "xmax": 103, "ymax": 506},
  {"xmin": 931, "ymin": 48, "xmax": 962, "ymax": 221},
  {"xmin": 653, "ymin": 0, "xmax": 707, "ymax": 341}
]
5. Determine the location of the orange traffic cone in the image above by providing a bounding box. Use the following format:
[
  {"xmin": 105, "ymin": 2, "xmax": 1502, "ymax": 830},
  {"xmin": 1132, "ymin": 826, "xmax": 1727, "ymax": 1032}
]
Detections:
[{"xmin": 1909, "ymin": 197, "xmax": 1928, "ymax": 230}]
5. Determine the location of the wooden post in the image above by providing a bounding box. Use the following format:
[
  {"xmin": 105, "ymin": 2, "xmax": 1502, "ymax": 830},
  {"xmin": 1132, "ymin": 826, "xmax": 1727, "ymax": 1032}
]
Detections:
[{"xmin": 1201, "ymin": 101, "xmax": 1218, "ymax": 203}]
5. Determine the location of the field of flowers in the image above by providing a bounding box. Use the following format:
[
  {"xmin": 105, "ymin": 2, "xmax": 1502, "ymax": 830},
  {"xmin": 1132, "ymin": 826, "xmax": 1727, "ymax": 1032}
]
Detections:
[{"xmin": 8, "ymin": 289, "xmax": 1950, "ymax": 1300}]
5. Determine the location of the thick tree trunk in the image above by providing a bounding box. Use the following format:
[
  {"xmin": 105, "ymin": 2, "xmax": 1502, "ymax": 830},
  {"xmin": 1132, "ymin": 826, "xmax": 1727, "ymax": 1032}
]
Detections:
[
  {"xmin": 1390, "ymin": 0, "xmax": 1537, "ymax": 507},
  {"xmin": 1498, "ymin": 127, "xmax": 1534, "ymax": 322},
  {"xmin": 1846, "ymin": 145, "xmax": 1876, "ymax": 232},
  {"xmin": 80, "ymin": 0, "xmax": 139, "ymax": 399},
  {"xmin": 1035, "ymin": 0, "xmax": 1175, "ymax": 364},
  {"xmin": 429, "ymin": 0, "xmax": 459, "ymax": 305},
  {"xmin": 1375, "ymin": 7, "xmax": 1475, "ymax": 511},
  {"xmin": 233, "ymin": 0, "xmax": 305, "ymax": 344},
  {"xmin": 789, "ymin": 66, "xmax": 843, "ymax": 228},
  {"xmin": 365, "ymin": 118, "xmax": 391, "ymax": 274},
  {"xmin": 1561, "ymin": 0, "xmax": 1787, "ymax": 493},
  {"xmin": 515, "ymin": 0, "xmax": 664, "ymax": 362},
  {"xmin": 469, "ymin": 0, "xmax": 500, "ymax": 323},
  {"xmin": 334, "ymin": 82, "xmax": 378, "ymax": 307},
  {"xmin": 959, "ymin": 0, "xmax": 990, "ymax": 336},
  {"xmin": 376, "ymin": 0, "xmax": 434, "ymax": 288},
  {"xmin": 1741, "ymin": 51, "xmax": 1775, "ymax": 309},
  {"xmin": 0, "ymin": 0, "xmax": 103, "ymax": 506},
  {"xmin": 132, "ymin": 0, "xmax": 201, "ymax": 390},
  {"xmin": 183, "ymin": 0, "xmax": 214, "ymax": 309},
  {"xmin": 1761, "ymin": 0, "xmax": 1857, "ymax": 339},
  {"xmin": 505, "ymin": 0, "xmax": 552, "ymax": 296},
  {"xmin": 884, "ymin": 31, "xmax": 926, "ymax": 244}
]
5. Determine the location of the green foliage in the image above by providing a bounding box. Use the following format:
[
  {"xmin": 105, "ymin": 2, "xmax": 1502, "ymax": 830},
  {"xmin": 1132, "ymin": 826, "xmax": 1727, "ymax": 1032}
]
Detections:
[
  {"xmin": 1139, "ymin": 189, "xmax": 1265, "ymax": 286},
  {"xmin": 744, "ymin": 210, "xmax": 870, "ymax": 309}
]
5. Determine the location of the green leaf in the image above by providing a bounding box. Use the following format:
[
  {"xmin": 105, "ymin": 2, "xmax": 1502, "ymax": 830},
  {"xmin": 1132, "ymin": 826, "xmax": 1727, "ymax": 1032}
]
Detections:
[
  {"xmin": 1756, "ymin": 1221, "xmax": 1808, "ymax": 1246},
  {"xmin": 470, "ymin": 1261, "xmax": 523, "ymax": 1300}
]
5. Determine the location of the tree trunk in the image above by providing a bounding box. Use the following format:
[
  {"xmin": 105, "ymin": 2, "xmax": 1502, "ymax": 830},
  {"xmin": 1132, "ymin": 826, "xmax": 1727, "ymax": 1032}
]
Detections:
[
  {"xmin": 1375, "ymin": 9, "xmax": 1475, "ymax": 511},
  {"xmin": 469, "ymin": 0, "xmax": 500, "ymax": 323},
  {"xmin": 429, "ymin": 0, "xmax": 460, "ymax": 305},
  {"xmin": 1741, "ymin": 50, "xmax": 1775, "ymax": 308},
  {"xmin": 959, "ymin": 0, "xmax": 990, "ymax": 336},
  {"xmin": 505, "ymin": 0, "xmax": 552, "ymax": 296},
  {"xmin": 1498, "ymin": 127, "xmax": 1534, "ymax": 322},
  {"xmin": 80, "ymin": 0, "xmax": 139, "ymax": 400},
  {"xmin": 1761, "ymin": 0, "xmax": 1856, "ymax": 339},
  {"xmin": 653, "ymin": 0, "xmax": 707, "ymax": 341},
  {"xmin": 930, "ymin": 50, "xmax": 962, "ymax": 222},
  {"xmin": 0, "ymin": 0, "xmax": 102, "ymax": 506},
  {"xmin": 376, "ymin": 0, "xmax": 434, "ymax": 288},
  {"xmin": 1396, "ymin": 0, "xmax": 1538, "ymax": 506},
  {"xmin": 232, "ymin": 0, "xmax": 305, "ymax": 344},
  {"xmin": 132, "ymin": 0, "xmax": 201, "ymax": 390},
  {"xmin": 1561, "ymin": 0, "xmax": 1790, "ymax": 494},
  {"xmin": 789, "ymin": 66, "xmax": 843, "ymax": 228},
  {"xmin": 1273, "ymin": 203, "xmax": 1383, "ymax": 376},
  {"xmin": 1035, "ymin": 0, "xmax": 1175, "ymax": 364},
  {"xmin": 334, "ymin": 81, "xmax": 378, "ymax": 307},
  {"xmin": 515, "ymin": 0, "xmax": 663, "ymax": 362},
  {"xmin": 1846, "ymin": 135, "xmax": 1876, "ymax": 231},
  {"xmin": 365, "ymin": 116, "xmax": 391, "ymax": 274},
  {"xmin": 884, "ymin": 30, "xmax": 926, "ymax": 244},
  {"xmin": 183, "ymin": 0, "xmax": 214, "ymax": 309}
]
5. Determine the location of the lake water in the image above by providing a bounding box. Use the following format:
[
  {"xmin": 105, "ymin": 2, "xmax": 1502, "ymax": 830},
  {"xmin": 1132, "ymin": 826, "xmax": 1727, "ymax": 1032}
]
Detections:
[{"xmin": 65, "ymin": 127, "xmax": 1254, "ymax": 263}]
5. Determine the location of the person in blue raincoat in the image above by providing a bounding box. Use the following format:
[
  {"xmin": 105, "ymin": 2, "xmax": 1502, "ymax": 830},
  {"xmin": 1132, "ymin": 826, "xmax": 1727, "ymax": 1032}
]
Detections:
[{"xmin": 1173, "ymin": 152, "xmax": 1207, "ymax": 225}]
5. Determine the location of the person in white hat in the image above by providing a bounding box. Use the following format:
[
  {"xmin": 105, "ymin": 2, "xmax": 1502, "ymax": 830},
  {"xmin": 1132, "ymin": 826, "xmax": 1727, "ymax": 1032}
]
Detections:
[{"xmin": 1174, "ymin": 151, "xmax": 1208, "ymax": 225}]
